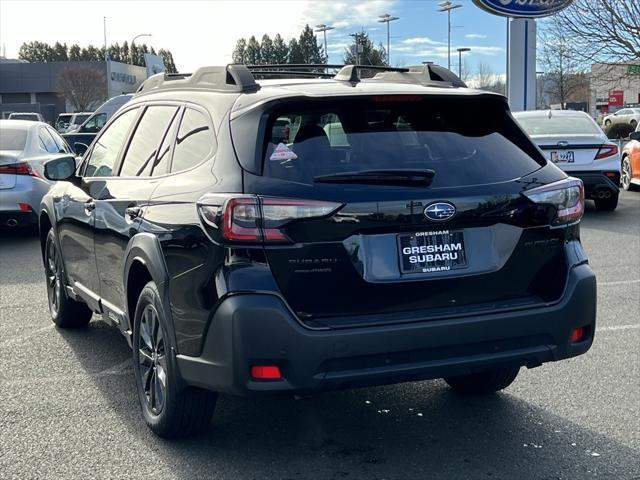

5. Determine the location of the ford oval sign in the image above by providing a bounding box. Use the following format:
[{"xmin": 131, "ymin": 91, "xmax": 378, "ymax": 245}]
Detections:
[
  {"xmin": 424, "ymin": 202, "xmax": 456, "ymax": 222},
  {"xmin": 473, "ymin": 0, "xmax": 573, "ymax": 18}
]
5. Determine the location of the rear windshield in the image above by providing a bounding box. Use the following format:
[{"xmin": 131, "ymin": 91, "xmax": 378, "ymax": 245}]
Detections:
[
  {"xmin": 516, "ymin": 114, "xmax": 602, "ymax": 136},
  {"xmin": 261, "ymin": 96, "xmax": 544, "ymax": 188},
  {"xmin": 0, "ymin": 128, "xmax": 28, "ymax": 150},
  {"xmin": 10, "ymin": 114, "xmax": 38, "ymax": 121}
]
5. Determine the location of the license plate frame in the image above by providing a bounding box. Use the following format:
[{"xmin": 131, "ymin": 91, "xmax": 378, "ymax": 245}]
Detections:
[
  {"xmin": 550, "ymin": 150, "xmax": 575, "ymax": 163},
  {"xmin": 397, "ymin": 230, "xmax": 467, "ymax": 274}
]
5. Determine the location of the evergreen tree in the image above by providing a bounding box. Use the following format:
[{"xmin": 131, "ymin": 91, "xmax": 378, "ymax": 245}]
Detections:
[
  {"xmin": 343, "ymin": 30, "xmax": 387, "ymax": 66},
  {"xmin": 232, "ymin": 38, "xmax": 247, "ymax": 63},
  {"xmin": 120, "ymin": 41, "xmax": 130, "ymax": 63},
  {"xmin": 272, "ymin": 34, "xmax": 288, "ymax": 64},
  {"xmin": 298, "ymin": 24, "xmax": 324, "ymax": 64},
  {"xmin": 53, "ymin": 42, "xmax": 68, "ymax": 61},
  {"xmin": 68, "ymin": 44, "xmax": 81, "ymax": 61},
  {"xmin": 245, "ymin": 36, "xmax": 261, "ymax": 65},
  {"xmin": 287, "ymin": 38, "xmax": 304, "ymax": 64},
  {"xmin": 260, "ymin": 34, "xmax": 274, "ymax": 64},
  {"xmin": 158, "ymin": 49, "xmax": 177, "ymax": 73}
]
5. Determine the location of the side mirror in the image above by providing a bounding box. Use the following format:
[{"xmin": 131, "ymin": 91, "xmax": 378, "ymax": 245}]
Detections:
[
  {"xmin": 630, "ymin": 131, "xmax": 640, "ymax": 141},
  {"xmin": 74, "ymin": 142, "xmax": 89, "ymax": 156},
  {"xmin": 44, "ymin": 156, "xmax": 77, "ymax": 182}
]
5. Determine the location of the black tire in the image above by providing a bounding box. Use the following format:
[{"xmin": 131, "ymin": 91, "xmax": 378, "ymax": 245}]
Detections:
[
  {"xmin": 621, "ymin": 156, "xmax": 639, "ymax": 191},
  {"xmin": 444, "ymin": 366, "xmax": 520, "ymax": 394},
  {"xmin": 44, "ymin": 229, "xmax": 93, "ymax": 328},
  {"xmin": 631, "ymin": 119, "xmax": 637, "ymax": 128},
  {"xmin": 594, "ymin": 193, "xmax": 619, "ymax": 211},
  {"xmin": 132, "ymin": 281, "xmax": 217, "ymax": 438}
]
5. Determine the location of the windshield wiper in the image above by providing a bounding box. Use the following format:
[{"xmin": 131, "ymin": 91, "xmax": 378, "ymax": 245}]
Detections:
[{"xmin": 314, "ymin": 169, "xmax": 435, "ymax": 187}]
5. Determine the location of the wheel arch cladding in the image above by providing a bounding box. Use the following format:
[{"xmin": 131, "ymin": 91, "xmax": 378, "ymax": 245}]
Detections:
[{"xmin": 39, "ymin": 210, "xmax": 52, "ymax": 265}]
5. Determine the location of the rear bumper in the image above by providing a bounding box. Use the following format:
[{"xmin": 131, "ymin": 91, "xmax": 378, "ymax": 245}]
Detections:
[
  {"xmin": 177, "ymin": 263, "xmax": 597, "ymax": 397},
  {"xmin": 0, "ymin": 210, "xmax": 38, "ymax": 227},
  {"xmin": 569, "ymin": 171, "xmax": 620, "ymax": 198}
]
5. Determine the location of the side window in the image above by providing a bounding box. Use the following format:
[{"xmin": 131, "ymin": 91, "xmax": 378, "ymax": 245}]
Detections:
[
  {"xmin": 84, "ymin": 108, "xmax": 139, "ymax": 178},
  {"xmin": 48, "ymin": 128, "xmax": 71, "ymax": 154},
  {"xmin": 119, "ymin": 106, "xmax": 178, "ymax": 177},
  {"xmin": 151, "ymin": 109, "xmax": 181, "ymax": 177},
  {"xmin": 171, "ymin": 108, "xmax": 214, "ymax": 173},
  {"xmin": 83, "ymin": 113, "xmax": 107, "ymax": 133},
  {"xmin": 39, "ymin": 128, "xmax": 59, "ymax": 154}
]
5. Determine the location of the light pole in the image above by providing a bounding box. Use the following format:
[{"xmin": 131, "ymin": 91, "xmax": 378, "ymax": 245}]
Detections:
[
  {"xmin": 130, "ymin": 33, "xmax": 152, "ymax": 65},
  {"xmin": 315, "ymin": 24, "xmax": 335, "ymax": 63},
  {"xmin": 456, "ymin": 47, "xmax": 470, "ymax": 78},
  {"xmin": 349, "ymin": 33, "xmax": 362, "ymax": 65},
  {"xmin": 438, "ymin": 1, "xmax": 462, "ymax": 71},
  {"xmin": 378, "ymin": 13, "xmax": 399, "ymax": 66}
]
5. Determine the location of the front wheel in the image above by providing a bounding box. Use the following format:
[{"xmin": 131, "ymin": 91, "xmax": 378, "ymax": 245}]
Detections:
[
  {"xmin": 444, "ymin": 366, "xmax": 520, "ymax": 394},
  {"xmin": 44, "ymin": 229, "xmax": 93, "ymax": 328},
  {"xmin": 132, "ymin": 281, "xmax": 217, "ymax": 438},
  {"xmin": 594, "ymin": 193, "xmax": 619, "ymax": 211}
]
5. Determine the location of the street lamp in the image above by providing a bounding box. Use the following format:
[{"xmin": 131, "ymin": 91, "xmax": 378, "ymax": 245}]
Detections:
[
  {"xmin": 378, "ymin": 13, "xmax": 399, "ymax": 66},
  {"xmin": 438, "ymin": 1, "xmax": 462, "ymax": 71},
  {"xmin": 315, "ymin": 24, "xmax": 335, "ymax": 63},
  {"xmin": 130, "ymin": 33, "xmax": 152, "ymax": 65},
  {"xmin": 456, "ymin": 47, "xmax": 470, "ymax": 78},
  {"xmin": 349, "ymin": 33, "xmax": 363, "ymax": 65}
]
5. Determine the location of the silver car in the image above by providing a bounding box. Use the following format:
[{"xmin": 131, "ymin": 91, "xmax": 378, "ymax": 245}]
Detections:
[
  {"xmin": 0, "ymin": 120, "xmax": 74, "ymax": 227},
  {"xmin": 603, "ymin": 107, "xmax": 640, "ymax": 128}
]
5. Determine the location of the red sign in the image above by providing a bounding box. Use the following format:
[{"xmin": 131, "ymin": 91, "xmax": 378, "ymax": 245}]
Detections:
[{"xmin": 609, "ymin": 90, "xmax": 624, "ymax": 106}]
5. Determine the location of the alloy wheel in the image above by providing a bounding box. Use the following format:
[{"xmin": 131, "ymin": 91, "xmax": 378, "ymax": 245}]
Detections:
[
  {"xmin": 45, "ymin": 238, "xmax": 61, "ymax": 317},
  {"xmin": 137, "ymin": 304, "xmax": 167, "ymax": 415}
]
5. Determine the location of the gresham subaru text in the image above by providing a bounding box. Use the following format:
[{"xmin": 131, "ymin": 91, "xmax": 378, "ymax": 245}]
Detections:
[{"xmin": 38, "ymin": 63, "xmax": 596, "ymax": 438}]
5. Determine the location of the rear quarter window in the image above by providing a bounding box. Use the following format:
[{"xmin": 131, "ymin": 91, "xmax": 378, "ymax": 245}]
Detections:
[{"xmin": 261, "ymin": 96, "xmax": 544, "ymax": 188}]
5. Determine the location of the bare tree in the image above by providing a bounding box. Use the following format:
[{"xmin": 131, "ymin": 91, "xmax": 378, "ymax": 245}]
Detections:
[
  {"xmin": 538, "ymin": 20, "xmax": 589, "ymax": 108},
  {"xmin": 551, "ymin": 0, "xmax": 640, "ymax": 64},
  {"xmin": 476, "ymin": 62, "xmax": 497, "ymax": 90},
  {"xmin": 459, "ymin": 57, "xmax": 472, "ymax": 84},
  {"xmin": 57, "ymin": 65, "xmax": 106, "ymax": 112}
]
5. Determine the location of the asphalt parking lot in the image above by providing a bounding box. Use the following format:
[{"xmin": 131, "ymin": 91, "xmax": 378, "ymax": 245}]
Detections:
[{"xmin": 0, "ymin": 192, "xmax": 638, "ymax": 480}]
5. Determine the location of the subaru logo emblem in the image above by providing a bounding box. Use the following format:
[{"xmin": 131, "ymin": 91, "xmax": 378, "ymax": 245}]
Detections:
[{"xmin": 424, "ymin": 202, "xmax": 456, "ymax": 221}]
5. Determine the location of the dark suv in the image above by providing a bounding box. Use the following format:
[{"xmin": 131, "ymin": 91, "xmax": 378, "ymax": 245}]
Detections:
[{"xmin": 39, "ymin": 64, "xmax": 597, "ymax": 438}]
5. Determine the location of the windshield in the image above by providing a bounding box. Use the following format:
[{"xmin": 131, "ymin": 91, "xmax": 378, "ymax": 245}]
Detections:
[
  {"xmin": 0, "ymin": 128, "xmax": 28, "ymax": 151},
  {"xmin": 261, "ymin": 96, "xmax": 544, "ymax": 188},
  {"xmin": 10, "ymin": 114, "xmax": 38, "ymax": 121},
  {"xmin": 516, "ymin": 114, "xmax": 602, "ymax": 136}
]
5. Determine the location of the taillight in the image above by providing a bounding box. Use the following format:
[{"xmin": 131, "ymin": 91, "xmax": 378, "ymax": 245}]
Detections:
[
  {"xmin": 595, "ymin": 144, "xmax": 618, "ymax": 160},
  {"xmin": 0, "ymin": 162, "xmax": 41, "ymax": 177},
  {"xmin": 523, "ymin": 177, "xmax": 584, "ymax": 227},
  {"xmin": 198, "ymin": 195, "xmax": 343, "ymax": 243}
]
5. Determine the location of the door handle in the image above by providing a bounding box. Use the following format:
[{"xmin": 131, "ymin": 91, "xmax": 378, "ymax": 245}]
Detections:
[
  {"xmin": 84, "ymin": 201, "xmax": 95, "ymax": 216},
  {"xmin": 125, "ymin": 206, "xmax": 142, "ymax": 219}
]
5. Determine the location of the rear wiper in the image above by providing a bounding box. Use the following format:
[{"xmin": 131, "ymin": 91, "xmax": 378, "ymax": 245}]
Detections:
[{"xmin": 314, "ymin": 169, "xmax": 435, "ymax": 187}]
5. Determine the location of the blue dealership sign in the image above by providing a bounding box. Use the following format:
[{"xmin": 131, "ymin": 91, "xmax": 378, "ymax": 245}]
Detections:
[{"xmin": 473, "ymin": 0, "xmax": 573, "ymax": 18}]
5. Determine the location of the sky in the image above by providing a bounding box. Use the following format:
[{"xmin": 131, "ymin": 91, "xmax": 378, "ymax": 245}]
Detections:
[{"xmin": 0, "ymin": 0, "xmax": 509, "ymax": 76}]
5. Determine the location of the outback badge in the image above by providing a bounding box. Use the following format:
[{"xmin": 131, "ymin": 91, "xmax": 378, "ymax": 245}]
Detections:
[{"xmin": 424, "ymin": 202, "xmax": 456, "ymax": 221}]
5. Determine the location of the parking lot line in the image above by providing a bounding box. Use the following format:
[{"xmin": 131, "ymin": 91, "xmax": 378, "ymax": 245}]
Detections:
[
  {"xmin": 597, "ymin": 324, "xmax": 639, "ymax": 332},
  {"xmin": 598, "ymin": 279, "xmax": 640, "ymax": 286}
]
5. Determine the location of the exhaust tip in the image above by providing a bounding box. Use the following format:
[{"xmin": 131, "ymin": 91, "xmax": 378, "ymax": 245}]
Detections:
[{"xmin": 5, "ymin": 219, "xmax": 19, "ymax": 227}]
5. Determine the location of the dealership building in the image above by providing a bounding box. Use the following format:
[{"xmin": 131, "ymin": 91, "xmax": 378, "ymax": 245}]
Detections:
[
  {"xmin": 590, "ymin": 61, "xmax": 640, "ymax": 116},
  {"xmin": 0, "ymin": 59, "xmax": 149, "ymax": 123}
]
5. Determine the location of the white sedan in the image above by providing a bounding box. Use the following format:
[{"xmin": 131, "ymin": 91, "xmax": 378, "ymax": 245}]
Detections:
[{"xmin": 514, "ymin": 110, "xmax": 621, "ymax": 211}]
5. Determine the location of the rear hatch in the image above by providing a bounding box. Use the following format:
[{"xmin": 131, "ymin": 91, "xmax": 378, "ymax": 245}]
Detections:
[{"xmin": 232, "ymin": 94, "xmax": 570, "ymax": 325}]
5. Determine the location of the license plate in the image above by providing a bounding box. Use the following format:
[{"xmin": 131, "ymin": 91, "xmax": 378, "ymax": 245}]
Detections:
[
  {"xmin": 398, "ymin": 230, "xmax": 467, "ymax": 274},
  {"xmin": 550, "ymin": 150, "xmax": 575, "ymax": 163}
]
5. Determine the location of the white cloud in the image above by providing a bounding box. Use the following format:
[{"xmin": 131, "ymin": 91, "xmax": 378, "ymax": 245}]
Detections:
[
  {"xmin": 402, "ymin": 37, "xmax": 445, "ymax": 46},
  {"xmin": 465, "ymin": 34, "xmax": 488, "ymax": 40}
]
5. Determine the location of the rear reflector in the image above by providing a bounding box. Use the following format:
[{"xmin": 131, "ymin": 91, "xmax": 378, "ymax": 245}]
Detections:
[
  {"xmin": 570, "ymin": 327, "xmax": 586, "ymax": 343},
  {"xmin": 595, "ymin": 144, "xmax": 618, "ymax": 160},
  {"xmin": 523, "ymin": 177, "xmax": 584, "ymax": 227},
  {"xmin": 18, "ymin": 203, "xmax": 32, "ymax": 212},
  {"xmin": 251, "ymin": 365, "xmax": 282, "ymax": 380}
]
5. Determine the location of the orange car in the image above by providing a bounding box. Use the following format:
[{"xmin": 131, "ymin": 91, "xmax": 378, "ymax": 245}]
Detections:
[{"xmin": 622, "ymin": 124, "xmax": 640, "ymax": 191}]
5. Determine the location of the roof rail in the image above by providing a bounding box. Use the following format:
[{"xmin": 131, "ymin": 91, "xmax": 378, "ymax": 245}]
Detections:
[{"xmin": 136, "ymin": 64, "xmax": 259, "ymax": 95}]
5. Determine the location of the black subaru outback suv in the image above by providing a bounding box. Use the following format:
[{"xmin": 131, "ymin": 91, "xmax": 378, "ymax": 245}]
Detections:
[{"xmin": 39, "ymin": 64, "xmax": 596, "ymax": 437}]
